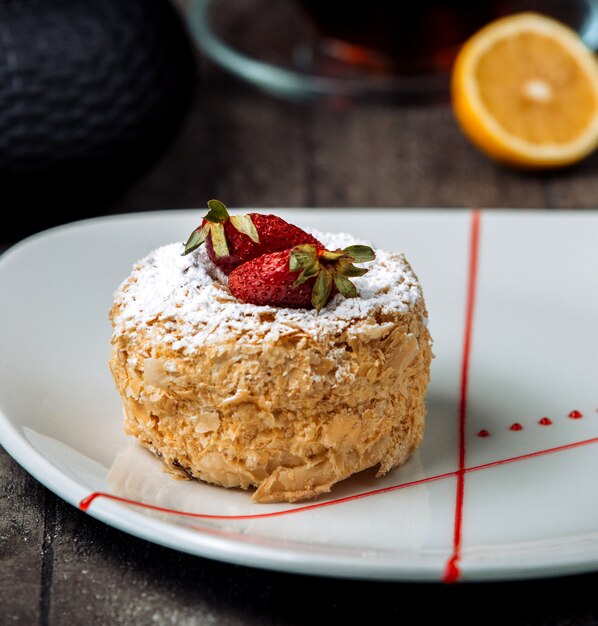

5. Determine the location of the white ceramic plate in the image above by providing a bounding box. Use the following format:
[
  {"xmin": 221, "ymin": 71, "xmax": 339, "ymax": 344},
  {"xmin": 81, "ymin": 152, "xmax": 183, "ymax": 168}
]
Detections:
[{"xmin": 1, "ymin": 209, "xmax": 597, "ymax": 582}]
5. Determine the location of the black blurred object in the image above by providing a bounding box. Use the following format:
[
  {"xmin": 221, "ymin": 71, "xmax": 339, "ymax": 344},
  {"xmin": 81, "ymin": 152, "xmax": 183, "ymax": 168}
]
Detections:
[{"xmin": 0, "ymin": 0, "xmax": 196, "ymax": 237}]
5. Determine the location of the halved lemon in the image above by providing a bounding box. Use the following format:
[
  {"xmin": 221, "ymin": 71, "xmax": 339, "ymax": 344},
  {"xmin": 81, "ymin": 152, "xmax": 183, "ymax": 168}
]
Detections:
[{"xmin": 452, "ymin": 12, "xmax": 598, "ymax": 168}]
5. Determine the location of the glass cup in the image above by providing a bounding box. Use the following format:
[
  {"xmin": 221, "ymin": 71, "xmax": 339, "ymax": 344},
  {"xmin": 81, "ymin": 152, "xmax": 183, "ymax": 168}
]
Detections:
[
  {"xmin": 299, "ymin": 0, "xmax": 598, "ymax": 73},
  {"xmin": 298, "ymin": 0, "xmax": 508, "ymax": 75},
  {"xmin": 189, "ymin": 0, "xmax": 598, "ymax": 102}
]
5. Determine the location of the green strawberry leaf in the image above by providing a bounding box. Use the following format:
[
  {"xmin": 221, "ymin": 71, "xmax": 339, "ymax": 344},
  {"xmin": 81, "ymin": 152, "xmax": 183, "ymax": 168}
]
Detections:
[
  {"xmin": 343, "ymin": 245, "xmax": 376, "ymax": 263},
  {"xmin": 290, "ymin": 244, "xmax": 318, "ymax": 271},
  {"xmin": 230, "ymin": 214, "xmax": 260, "ymax": 243},
  {"xmin": 339, "ymin": 263, "xmax": 369, "ymax": 277},
  {"xmin": 311, "ymin": 268, "xmax": 333, "ymax": 311},
  {"xmin": 292, "ymin": 263, "xmax": 320, "ymax": 287},
  {"xmin": 204, "ymin": 199, "xmax": 230, "ymax": 223},
  {"xmin": 210, "ymin": 222, "xmax": 230, "ymax": 257},
  {"xmin": 182, "ymin": 224, "xmax": 210, "ymax": 256},
  {"xmin": 319, "ymin": 250, "xmax": 345, "ymax": 262},
  {"xmin": 332, "ymin": 272, "xmax": 357, "ymax": 298}
]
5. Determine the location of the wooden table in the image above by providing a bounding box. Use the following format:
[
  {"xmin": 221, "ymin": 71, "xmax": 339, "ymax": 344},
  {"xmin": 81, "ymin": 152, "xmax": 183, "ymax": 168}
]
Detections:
[{"xmin": 2, "ymin": 50, "xmax": 598, "ymax": 626}]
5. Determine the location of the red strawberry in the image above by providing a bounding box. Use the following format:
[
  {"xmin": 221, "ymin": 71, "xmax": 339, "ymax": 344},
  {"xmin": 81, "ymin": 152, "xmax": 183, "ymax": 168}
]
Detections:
[
  {"xmin": 182, "ymin": 200, "xmax": 322, "ymax": 274},
  {"xmin": 228, "ymin": 243, "xmax": 376, "ymax": 311}
]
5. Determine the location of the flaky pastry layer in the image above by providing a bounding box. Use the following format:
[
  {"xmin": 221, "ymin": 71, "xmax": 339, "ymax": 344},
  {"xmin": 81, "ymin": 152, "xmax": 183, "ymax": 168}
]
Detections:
[{"xmin": 109, "ymin": 238, "xmax": 432, "ymax": 502}]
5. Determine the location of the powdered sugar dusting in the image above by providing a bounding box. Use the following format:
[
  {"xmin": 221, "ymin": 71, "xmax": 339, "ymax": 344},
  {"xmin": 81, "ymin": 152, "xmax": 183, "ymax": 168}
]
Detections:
[{"xmin": 111, "ymin": 231, "xmax": 424, "ymax": 353}]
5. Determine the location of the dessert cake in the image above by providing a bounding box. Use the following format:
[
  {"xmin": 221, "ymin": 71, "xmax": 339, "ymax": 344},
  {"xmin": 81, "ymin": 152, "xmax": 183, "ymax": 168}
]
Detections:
[{"xmin": 109, "ymin": 205, "xmax": 432, "ymax": 503}]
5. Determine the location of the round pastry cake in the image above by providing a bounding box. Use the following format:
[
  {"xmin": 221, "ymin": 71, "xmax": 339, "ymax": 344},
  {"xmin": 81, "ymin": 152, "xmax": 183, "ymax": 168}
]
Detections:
[{"xmin": 109, "ymin": 229, "xmax": 432, "ymax": 503}]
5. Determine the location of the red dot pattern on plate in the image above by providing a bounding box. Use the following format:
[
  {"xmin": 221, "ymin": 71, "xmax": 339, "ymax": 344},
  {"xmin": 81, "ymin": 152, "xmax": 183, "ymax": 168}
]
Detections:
[{"xmin": 476, "ymin": 408, "xmax": 591, "ymax": 437}]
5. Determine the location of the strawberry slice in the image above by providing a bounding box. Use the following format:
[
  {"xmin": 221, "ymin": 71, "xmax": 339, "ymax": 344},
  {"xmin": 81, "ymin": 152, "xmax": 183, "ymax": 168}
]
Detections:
[
  {"xmin": 228, "ymin": 243, "xmax": 375, "ymax": 311},
  {"xmin": 182, "ymin": 200, "xmax": 322, "ymax": 274}
]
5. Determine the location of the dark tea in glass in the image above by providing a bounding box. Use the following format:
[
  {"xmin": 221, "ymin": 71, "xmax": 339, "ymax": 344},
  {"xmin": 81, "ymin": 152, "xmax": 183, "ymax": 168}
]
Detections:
[{"xmin": 298, "ymin": 0, "xmax": 597, "ymax": 73}]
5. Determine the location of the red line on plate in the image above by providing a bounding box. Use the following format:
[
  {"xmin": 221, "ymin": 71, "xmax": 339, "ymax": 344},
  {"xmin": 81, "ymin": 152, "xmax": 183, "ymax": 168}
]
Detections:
[
  {"xmin": 79, "ymin": 470, "xmax": 457, "ymax": 520},
  {"xmin": 79, "ymin": 435, "xmax": 598, "ymax": 519},
  {"xmin": 443, "ymin": 210, "xmax": 482, "ymax": 584},
  {"xmin": 465, "ymin": 436, "xmax": 598, "ymax": 473}
]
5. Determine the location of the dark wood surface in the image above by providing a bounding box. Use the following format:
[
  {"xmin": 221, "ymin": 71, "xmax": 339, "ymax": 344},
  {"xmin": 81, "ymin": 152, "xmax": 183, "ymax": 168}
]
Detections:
[
  {"xmin": 101, "ymin": 60, "xmax": 598, "ymax": 213},
  {"xmin": 3, "ymin": 17, "xmax": 598, "ymax": 625}
]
